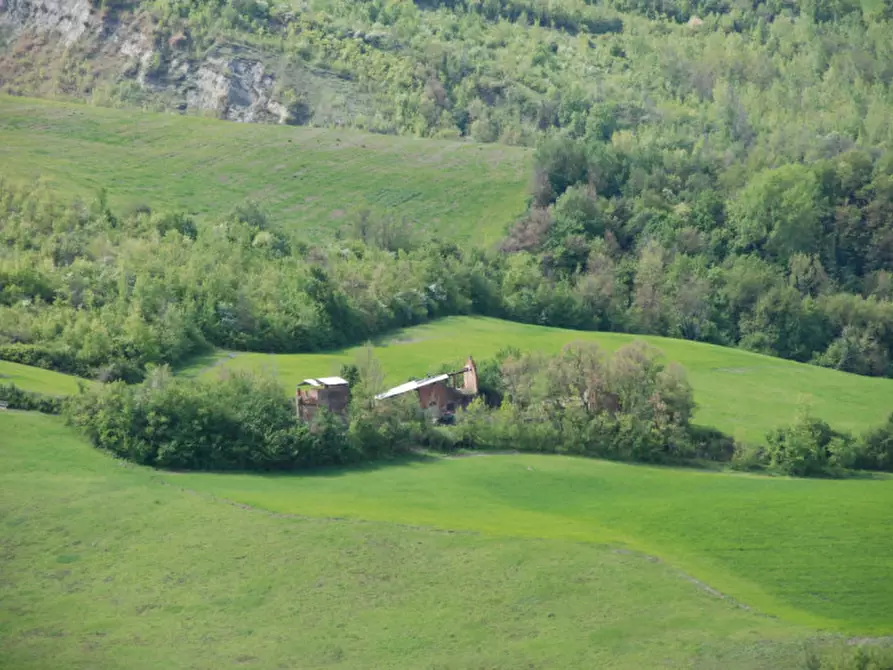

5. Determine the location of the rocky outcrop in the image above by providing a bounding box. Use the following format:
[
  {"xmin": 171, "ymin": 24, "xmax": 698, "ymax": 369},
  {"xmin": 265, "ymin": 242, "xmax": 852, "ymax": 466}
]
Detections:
[
  {"xmin": 0, "ymin": 0, "xmax": 91, "ymax": 46},
  {"xmin": 180, "ymin": 51, "xmax": 289, "ymax": 124},
  {"xmin": 0, "ymin": 0, "xmax": 304, "ymax": 124}
]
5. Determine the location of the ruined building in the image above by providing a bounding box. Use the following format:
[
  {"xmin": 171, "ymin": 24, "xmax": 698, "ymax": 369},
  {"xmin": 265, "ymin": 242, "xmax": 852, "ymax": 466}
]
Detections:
[
  {"xmin": 375, "ymin": 357, "xmax": 479, "ymax": 422},
  {"xmin": 295, "ymin": 377, "xmax": 350, "ymax": 422}
]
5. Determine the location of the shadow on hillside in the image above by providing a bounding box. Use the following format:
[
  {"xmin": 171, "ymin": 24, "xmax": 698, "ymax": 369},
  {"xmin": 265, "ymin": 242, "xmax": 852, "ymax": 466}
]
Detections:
[
  {"xmin": 166, "ymin": 446, "xmax": 893, "ymax": 482},
  {"xmin": 260, "ymin": 450, "xmax": 445, "ymax": 480}
]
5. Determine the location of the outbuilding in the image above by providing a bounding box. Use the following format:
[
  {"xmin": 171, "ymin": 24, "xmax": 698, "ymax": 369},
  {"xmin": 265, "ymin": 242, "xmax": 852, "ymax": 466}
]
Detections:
[{"xmin": 296, "ymin": 376, "xmax": 350, "ymax": 422}]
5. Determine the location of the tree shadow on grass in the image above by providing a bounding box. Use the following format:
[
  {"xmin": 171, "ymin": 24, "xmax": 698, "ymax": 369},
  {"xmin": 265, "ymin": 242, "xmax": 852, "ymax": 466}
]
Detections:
[
  {"xmin": 289, "ymin": 451, "xmax": 445, "ymax": 479},
  {"xmin": 181, "ymin": 449, "xmax": 448, "ymax": 481}
]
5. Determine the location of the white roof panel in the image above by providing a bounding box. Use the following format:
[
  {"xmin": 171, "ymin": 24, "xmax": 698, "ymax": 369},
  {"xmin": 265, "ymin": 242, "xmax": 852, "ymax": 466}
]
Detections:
[
  {"xmin": 375, "ymin": 374, "xmax": 449, "ymax": 400},
  {"xmin": 317, "ymin": 376, "xmax": 349, "ymax": 386},
  {"xmin": 299, "ymin": 376, "xmax": 349, "ymax": 387}
]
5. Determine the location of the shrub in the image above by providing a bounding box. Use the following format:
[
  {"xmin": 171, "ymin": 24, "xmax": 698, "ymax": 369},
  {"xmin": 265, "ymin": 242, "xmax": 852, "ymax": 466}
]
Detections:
[
  {"xmin": 688, "ymin": 424, "xmax": 736, "ymax": 461},
  {"xmin": 729, "ymin": 441, "xmax": 768, "ymax": 471},
  {"xmin": 765, "ymin": 411, "xmax": 853, "ymax": 477},
  {"xmin": 66, "ymin": 367, "xmax": 349, "ymax": 471},
  {"xmin": 455, "ymin": 341, "xmax": 701, "ymax": 464},
  {"xmin": 0, "ymin": 383, "xmax": 64, "ymax": 414},
  {"xmin": 854, "ymin": 413, "xmax": 893, "ymax": 472}
]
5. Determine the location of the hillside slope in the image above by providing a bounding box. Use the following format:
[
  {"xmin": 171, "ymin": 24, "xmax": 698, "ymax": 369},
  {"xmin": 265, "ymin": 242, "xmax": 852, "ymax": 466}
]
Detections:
[
  {"xmin": 0, "ymin": 360, "xmax": 85, "ymax": 395},
  {"xmin": 168, "ymin": 442, "xmax": 893, "ymax": 633},
  {"xmin": 0, "ymin": 96, "xmax": 529, "ymax": 241},
  {"xmin": 179, "ymin": 316, "xmax": 893, "ymax": 444},
  {"xmin": 0, "ymin": 411, "xmax": 826, "ymax": 668}
]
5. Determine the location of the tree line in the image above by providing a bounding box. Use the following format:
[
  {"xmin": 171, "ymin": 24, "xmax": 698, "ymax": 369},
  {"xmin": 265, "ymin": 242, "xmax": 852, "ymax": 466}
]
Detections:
[{"xmin": 3, "ymin": 172, "xmax": 893, "ymax": 383}]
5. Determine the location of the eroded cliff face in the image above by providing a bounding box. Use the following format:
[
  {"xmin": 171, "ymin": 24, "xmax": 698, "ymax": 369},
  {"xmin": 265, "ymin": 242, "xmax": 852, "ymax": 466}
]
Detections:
[
  {"xmin": 180, "ymin": 51, "xmax": 289, "ymax": 124},
  {"xmin": 0, "ymin": 0, "xmax": 296, "ymax": 123},
  {"xmin": 0, "ymin": 0, "xmax": 92, "ymax": 46}
]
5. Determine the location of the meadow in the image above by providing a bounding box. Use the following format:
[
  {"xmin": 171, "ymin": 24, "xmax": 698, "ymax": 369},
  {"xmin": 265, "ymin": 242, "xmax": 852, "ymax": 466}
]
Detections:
[
  {"xmin": 177, "ymin": 316, "xmax": 893, "ymax": 444},
  {"xmin": 0, "ymin": 360, "xmax": 85, "ymax": 395},
  {"xmin": 1, "ymin": 410, "xmax": 878, "ymax": 670},
  {"xmin": 0, "ymin": 96, "xmax": 529, "ymax": 242},
  {"xmin": 165, "ymin": 445, "xmax": 893, "ymax": 634}
]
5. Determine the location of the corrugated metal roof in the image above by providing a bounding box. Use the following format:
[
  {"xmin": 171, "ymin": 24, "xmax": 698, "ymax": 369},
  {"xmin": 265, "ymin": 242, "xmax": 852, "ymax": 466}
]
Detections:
[
  {"xmin": 375, "ymin": 374, "xmax": 450, "ymax": 400},
  {"xmin": 299, "ymin": 376, "xmax": 349, "ymax": 387}
]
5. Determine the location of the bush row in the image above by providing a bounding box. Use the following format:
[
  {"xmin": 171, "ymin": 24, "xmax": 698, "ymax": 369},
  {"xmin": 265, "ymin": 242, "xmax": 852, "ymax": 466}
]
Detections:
[
  {"xmin": 0, "ymin": 383, "xmax": 64, "ymax": 414},
  {"xmin": 740, "ymin": 411, "xmax": 893, "ymax": 477},
  {"xmin": 64, "ymin": 366, "xmax": 425, "ymax": 471}
]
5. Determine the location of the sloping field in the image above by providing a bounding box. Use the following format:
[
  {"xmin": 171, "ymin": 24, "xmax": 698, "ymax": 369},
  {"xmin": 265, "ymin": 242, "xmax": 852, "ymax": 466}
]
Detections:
[
  {"xmin": 167, "ymin": 447, "xmax": 893, "ymax": 634},
  {"xmin": 178, "ymin": 316, "xmax": 893, "ymax": 444},
  {"xmin": 0, "ymin": 360, "xmax": 85, "ymax": 395},
  {"xmin": 0, "ymin": 411, "xmax": 856, "ymax": 669},
  {"xmin": 0, "ymin": 96, "xmax": 529, "ymax": 242}
]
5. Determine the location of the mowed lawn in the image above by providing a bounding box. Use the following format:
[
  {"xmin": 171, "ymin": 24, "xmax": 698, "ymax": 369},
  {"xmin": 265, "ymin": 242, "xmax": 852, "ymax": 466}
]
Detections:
[
  {"xmin": 0, "ymin": 96, "xmax": 529, "ymax": 242},
  {"xmin": 0, "ymin": 360, "xmax": 85, "ymax": 395},
  {"xmin": 0, "ymin": 412, "xmax": 827, "ymax": 669},
  {"xmin": 178, "ymin": 316, "xmax": 893, "ymax": 444}
]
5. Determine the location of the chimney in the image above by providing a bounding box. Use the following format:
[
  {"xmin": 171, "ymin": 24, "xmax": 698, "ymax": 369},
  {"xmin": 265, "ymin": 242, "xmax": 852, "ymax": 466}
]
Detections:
[{"xmin": 463, "ymin": 356, "xmax": 478, "ymax": 395}]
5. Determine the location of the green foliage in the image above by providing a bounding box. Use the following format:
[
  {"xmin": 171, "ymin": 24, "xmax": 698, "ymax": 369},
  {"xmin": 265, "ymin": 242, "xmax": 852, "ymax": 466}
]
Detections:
[
  {"xmin": 765, "ymin": 409, "xmax": 853, "ymax": 477},
  {"xmin": 13, "ymin": 0, "xmax": 893, "ymax": 152},
  {"xmin": 6, "ymin": 92, "xmax": 893, "ymax": 382},
  {"xmin": 730, "ymin": 165, "xmax": 826, "ymax": 260},
  {"xmin": 0, "ymin": 182, "xmax": 490, "ymax": 379},
  {"xmin": 854, "ymin": 413, "xmax": 893, "ymax": 472},
  {"xmin": 456, "ymin": 341, "xmax": 701, "ymax": 464},
  {"xmin": 65, "ymin": 367, "xmax": 345, "ymax": 470},
  {"xmin": 0, "ymin": 382, "xmax": 64, "ymax": 414},
  {"xmin": 518, "ymin": 125, "xmax": 893, "ymax": 376}
]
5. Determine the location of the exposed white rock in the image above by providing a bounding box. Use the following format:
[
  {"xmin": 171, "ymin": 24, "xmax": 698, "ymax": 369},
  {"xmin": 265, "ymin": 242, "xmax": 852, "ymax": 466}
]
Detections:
[{"xmin": 0, "ymin": 0, "xmax": 91, "ymax": 46}]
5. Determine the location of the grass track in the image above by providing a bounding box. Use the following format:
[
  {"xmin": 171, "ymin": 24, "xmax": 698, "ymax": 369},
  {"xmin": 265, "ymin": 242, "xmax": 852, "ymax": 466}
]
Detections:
[
  {"xmin": 0, "ymin": 96, "xmax": 529, "ymax": 242},
  {"xmin": 0, "ymin": 411, "xmax": 827, "ymax": 669},
  {"xmin": 178, "ymin": 316, "xmax": 893, "ymax": 444}
]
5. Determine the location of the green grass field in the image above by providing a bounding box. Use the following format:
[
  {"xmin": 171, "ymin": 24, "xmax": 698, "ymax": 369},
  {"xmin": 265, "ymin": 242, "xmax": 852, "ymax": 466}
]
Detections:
[
  {"xmin": 0, "ymin": 96, "xmax": 529, "ymax": 242},
  {"xmin": 178, "ymin": 316, "xmax": 893, "ymax": 444},
  {"xmin": 165, "ymin": 447, "xmax": 893, "ymax": 634},
  {"xmin": 0, "ymin": 360, "xmax": 85, "ymax": 395},
  {"xmin": 3, "ymin": 410, "xmax": 878, "ymax": 669}
]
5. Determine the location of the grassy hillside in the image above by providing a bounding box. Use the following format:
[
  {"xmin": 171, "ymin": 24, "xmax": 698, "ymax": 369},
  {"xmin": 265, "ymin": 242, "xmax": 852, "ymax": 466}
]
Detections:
[
  {"xmin": 178, "ymin": 316, "xmax": 893, "ymax": 444},
  {"xmin": 0, "ymin": 96, "xmax": 529, "ymax": 242},
  {"xmin": 0, "ymin": 411, "xmax": 832, "ymax": 669},
  {"xmin": 167, "ymin": 446, "xmax": 893, "ymax": 634},
  {"xmin": 0, "ymin": 360, "xmax": 85, "ymax": 395}
]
